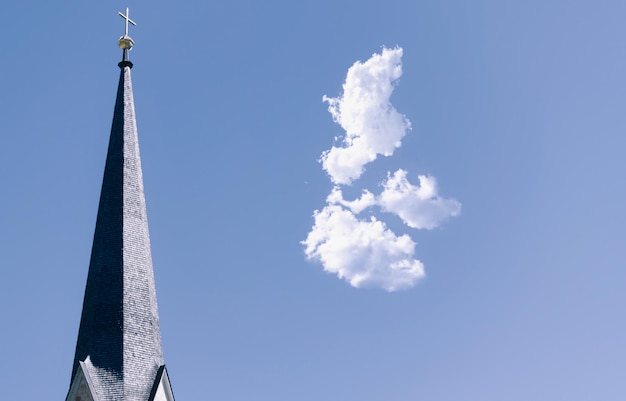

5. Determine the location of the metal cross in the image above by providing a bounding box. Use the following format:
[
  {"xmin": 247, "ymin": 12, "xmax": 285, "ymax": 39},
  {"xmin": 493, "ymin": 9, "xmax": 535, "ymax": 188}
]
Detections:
[{"xmin": 118, "ymin": 8, "xmax": 136, "ymax": 36}]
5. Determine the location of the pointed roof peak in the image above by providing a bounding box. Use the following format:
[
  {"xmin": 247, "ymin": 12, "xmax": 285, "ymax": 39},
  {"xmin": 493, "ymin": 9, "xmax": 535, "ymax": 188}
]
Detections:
[{"xmin": 69, "ymin": 17, "xmax": 168, "ymax": 398}]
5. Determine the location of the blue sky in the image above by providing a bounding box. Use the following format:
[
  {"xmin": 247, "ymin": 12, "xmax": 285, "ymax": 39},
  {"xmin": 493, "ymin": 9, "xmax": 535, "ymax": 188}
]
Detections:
[{"xmin": 1, "ymin": 0, "xmax": 626, "ymax": 399}]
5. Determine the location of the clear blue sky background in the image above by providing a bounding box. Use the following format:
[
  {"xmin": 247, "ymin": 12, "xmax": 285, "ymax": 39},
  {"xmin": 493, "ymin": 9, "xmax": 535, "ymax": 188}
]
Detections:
[{"xmin": 1, "ymin": 0, "xmax": 625, "ymax": 399}]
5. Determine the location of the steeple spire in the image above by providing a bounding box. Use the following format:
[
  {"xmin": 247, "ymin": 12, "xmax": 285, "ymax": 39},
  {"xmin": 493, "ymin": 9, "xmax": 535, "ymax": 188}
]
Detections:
[{"xmin": 66, "ymin": 10, "xmax": 174, "ymax": 401}]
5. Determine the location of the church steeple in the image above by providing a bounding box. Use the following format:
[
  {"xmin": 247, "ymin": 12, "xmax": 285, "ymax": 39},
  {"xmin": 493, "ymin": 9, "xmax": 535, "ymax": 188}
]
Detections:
[{"xmin": 66, "ymin": 10, "xmax": 174, "ymax": 401}]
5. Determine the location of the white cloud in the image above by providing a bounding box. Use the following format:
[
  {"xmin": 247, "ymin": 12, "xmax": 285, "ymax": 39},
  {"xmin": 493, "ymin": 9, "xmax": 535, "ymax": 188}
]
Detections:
[
  {"xmin": 321, "ymin": 47, "xmax": 411, "ymax": 185},
  {"xmin": 302, "ymin": 204, "xmax": 425, "ymax": 292},
  {"xmin": 326, "ymin": 186, "xmax": 376, "ymax": 214},
  {"xmin": 304, "ymin": 47, "xmax": 460, "ymax": 292},
  {"xmin": 326, "ymin": 170, "xmax": 461, "ymax": 230},
  {"xmin": 379, "ymin": 170, "xmax": 461, "ymax": 229}
]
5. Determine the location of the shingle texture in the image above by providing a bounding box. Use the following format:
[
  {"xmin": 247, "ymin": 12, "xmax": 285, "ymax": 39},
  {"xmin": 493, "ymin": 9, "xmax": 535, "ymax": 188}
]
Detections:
[{"xmin": 70, "ymin": 60, "xmax": 164, "ymax": 401}]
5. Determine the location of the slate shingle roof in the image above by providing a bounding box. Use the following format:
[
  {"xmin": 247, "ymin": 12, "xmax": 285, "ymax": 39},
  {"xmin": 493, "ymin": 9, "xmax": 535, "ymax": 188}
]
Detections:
[{"xmin": 70, "ymin": 55, "xmax": 164, "ymax": 401}]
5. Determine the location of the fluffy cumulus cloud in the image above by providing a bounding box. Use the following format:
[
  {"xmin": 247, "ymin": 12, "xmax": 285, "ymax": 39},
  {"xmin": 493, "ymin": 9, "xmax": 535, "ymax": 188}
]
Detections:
[
  {"xmin": 302, "ymin": 203, "xmax": 424, "ymax": 292},
  {"xmin": 304, "ymin": 47, "xmax": 460, "ymax": 292},
  {"xmin": 379, "ymin": 170, "xmax": 461, "ymax": 229},
  {"xmin": 321, "ymin": 47, "xmax": 411, "ymax": 185},
  {"xmin": 328, "ymin": 170, "xmax": 461, "ymax": 229}
]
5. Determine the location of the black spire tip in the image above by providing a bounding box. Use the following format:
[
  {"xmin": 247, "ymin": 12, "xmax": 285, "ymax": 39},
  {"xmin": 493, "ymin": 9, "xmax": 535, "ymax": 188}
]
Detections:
[
  {"xmin": 119, "ymin": 49, "xmax": 133, "ymax": 69},
  {"xmin": 118, "ymin": 59, "xmax": 134, "ymax": 69}
]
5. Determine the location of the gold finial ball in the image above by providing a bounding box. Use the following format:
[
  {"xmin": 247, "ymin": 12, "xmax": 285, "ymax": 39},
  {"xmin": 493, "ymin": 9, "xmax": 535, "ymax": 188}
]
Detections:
[{"xmin": 118, "ymin": 35, "xmax": 135, "ymax": 50}]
